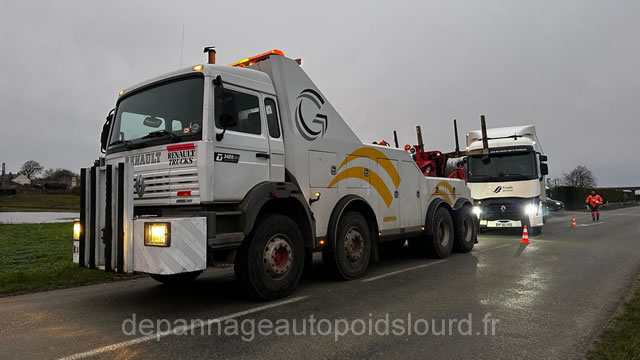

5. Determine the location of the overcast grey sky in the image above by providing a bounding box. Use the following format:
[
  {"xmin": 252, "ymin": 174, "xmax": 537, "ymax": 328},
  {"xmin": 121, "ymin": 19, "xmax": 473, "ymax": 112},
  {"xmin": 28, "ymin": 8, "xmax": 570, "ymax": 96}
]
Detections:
[{"xmin": 1, "ymin": 0, "xmax": 638, "ymax": 186}]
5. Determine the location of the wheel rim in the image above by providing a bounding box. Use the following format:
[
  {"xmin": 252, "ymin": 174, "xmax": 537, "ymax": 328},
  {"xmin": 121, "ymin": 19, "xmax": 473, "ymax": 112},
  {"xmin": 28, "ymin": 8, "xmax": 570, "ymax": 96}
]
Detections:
[
  {"xmin": 263, "ymin": 234, "xmax": 292, "ymax": 280},
  {"xmin": 344, "ymin": 227, "xmax": 364, "ymax": 262},
  {"xmin": 438, "ymin": 220, "xmax": 451, "ymax": 247},
  {"xmin": 462, "ymin": 217, "xmax": 473, "ymax": 243}
]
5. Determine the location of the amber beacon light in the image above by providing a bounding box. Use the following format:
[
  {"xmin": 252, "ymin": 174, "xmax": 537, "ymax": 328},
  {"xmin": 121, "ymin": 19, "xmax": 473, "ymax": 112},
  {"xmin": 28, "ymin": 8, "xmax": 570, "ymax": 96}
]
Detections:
[{"xmin": 229, "ymin": 49, "xmax": 285, "ymax": 68}]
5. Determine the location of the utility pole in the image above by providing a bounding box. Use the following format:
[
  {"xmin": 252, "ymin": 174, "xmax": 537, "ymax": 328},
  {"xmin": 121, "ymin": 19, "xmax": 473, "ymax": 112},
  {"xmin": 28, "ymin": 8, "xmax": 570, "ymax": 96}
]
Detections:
[{"xmin": 1, "ymin": 162, "xmax": 5, "ymax": 187}]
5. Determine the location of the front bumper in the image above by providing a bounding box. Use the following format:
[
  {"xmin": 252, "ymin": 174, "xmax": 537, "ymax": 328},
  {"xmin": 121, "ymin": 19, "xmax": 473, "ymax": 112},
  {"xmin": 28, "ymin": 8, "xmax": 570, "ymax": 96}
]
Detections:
[
  {"xmin": 132, "ymin": 217, "xmax": 207, "ymax": 275},
  {"xmin": 73, "ymin": 216, "xmax": 207, "ymax": 275},
  {"xmin": 474, "ymin": 197, "xmax": 543, "ymax": 228}
]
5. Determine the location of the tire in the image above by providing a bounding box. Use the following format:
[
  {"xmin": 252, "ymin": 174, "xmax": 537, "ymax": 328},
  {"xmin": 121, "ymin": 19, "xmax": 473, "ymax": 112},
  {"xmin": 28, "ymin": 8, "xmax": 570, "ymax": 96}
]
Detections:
[
  {"xmin": 322, "ymin": 211, "xmax": 372, "ymax": 280},
  {"xmin": 149, "ymin": 271, "xmax": 202, "ymax": 285},
  {"xmin": 453, "ymin": 206, "xmax": 477, "ymax": 253},
  {"xmin": 409, "ymin": 207, "xmax": 454, "ymax": 258},
  {"xmin": 234, "ymin": 213, "xmax": 305, "ymax": 301}
]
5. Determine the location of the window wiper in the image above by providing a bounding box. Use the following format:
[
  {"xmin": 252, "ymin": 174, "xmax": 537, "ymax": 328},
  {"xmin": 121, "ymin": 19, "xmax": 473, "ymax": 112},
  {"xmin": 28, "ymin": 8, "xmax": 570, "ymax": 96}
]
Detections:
[
  {"xmin": 470, "ymin": 175, "xmax": 490, "ymax": 180},
  {"xmin": 503, "ymin": 174, "xmax": 530, "ymax": 180},
  {"xmin": 109, "ymin": 139, "xmax": 131, "ymax": 149},
  {"xmin": 141, "ymin": 130, "xmax": 179, "ymax": 141}
]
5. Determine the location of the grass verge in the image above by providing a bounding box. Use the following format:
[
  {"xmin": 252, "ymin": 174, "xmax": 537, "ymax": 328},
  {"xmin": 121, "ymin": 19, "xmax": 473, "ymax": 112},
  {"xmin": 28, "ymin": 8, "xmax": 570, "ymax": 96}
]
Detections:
[
  {"xmin": 0, "ymin": 222, "xmax": 132, "ymax": 296},
  {"xmin": 589, "ymin": 281, "xmax": 640, "ymax": 359},
  {"xmin": 0, "ymin": 193, "xmax": 80, "ymax": 211}
]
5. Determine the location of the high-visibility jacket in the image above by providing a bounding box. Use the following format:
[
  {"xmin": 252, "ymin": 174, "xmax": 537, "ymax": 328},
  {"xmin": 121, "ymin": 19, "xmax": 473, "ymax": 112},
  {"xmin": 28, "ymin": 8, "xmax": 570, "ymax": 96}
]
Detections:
[{"xmin": 586, "ymin": 194, "xmax": 603, "ymax": 207}]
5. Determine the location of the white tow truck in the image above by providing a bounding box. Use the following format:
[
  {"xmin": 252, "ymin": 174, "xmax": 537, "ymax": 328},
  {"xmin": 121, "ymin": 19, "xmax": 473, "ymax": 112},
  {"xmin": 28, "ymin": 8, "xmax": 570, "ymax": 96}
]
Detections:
[
  {"xmin": 466, "ymin": 125, "xmax": 549, "ymax": 235},
  {"xmin": 73, "ymin": 48, "xmax": 478, "ymax": 300}
]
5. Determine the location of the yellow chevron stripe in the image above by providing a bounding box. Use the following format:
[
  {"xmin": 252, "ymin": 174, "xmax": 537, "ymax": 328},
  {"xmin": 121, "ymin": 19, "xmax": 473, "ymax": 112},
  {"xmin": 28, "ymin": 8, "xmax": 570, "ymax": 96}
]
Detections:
[
  {"xmin": 328, "ymin": 167, "xmax": 394, "ymax": 207},
  {"xmin": 337, "ymin": 147, "xmax": 401, "ymax": 188},
  {"xmin": 434, "ymin": 181, "xmax": 457, "ymax": 201},
  {"xmin": 428, "ymin": 189, "xmax": 452, "ymax": 205},
  {"xmin": 427, "ymin": 181, "xmax": 458, "ymax": 205}
]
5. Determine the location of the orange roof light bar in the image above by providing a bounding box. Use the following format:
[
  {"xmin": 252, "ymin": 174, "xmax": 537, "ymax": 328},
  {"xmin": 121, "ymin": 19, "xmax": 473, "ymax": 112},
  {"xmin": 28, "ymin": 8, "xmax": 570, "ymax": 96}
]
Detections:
[{"xmin": 229, "ymin": 49, "xmax": 285, "ymax": 68}]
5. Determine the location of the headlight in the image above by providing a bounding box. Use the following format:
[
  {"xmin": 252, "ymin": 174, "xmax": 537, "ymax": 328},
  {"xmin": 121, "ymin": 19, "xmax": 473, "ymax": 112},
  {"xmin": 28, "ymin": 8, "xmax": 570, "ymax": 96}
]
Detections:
[
  {"xmin": 472, "ymin": 206, "xmax": 482, "ymax": 217},
  {"xmin": 525, "ymin": 204, "xmax": 537, "ymax": 215},
  {"xmin": 144, "ymin": 223, "xmax": 171, "ymax": 247},
  {"xmin": 73, "ymin": 221, "xmax": 81, "ymax": 240}
]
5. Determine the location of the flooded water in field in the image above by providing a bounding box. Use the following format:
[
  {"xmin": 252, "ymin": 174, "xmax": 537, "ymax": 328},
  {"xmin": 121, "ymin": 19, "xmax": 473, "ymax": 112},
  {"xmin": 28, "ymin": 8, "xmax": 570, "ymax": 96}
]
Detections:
[{"xmin": 0, "ymin": 212, "xmax": 79, "ymax": 224}]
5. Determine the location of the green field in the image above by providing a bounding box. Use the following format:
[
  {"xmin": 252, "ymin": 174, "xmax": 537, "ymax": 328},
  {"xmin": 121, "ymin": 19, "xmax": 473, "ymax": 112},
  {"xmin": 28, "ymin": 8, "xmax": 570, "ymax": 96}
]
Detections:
[
  {"xmin": 589, "ymin": 283, "xmax": 640, "ymax": 359},
  {"xmin": 0, "ymin": 222, "xmax": 132, "ymax": 296},
  {"xmin": 0, "ymin": 193, "xmax": 80, "ymax": 211}
]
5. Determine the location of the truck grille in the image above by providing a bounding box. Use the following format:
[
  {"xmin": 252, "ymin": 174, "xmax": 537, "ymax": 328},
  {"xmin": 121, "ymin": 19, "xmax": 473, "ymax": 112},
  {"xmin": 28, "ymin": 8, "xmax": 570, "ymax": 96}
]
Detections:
[
  {"xmin": 133, "ymin": 167, "xmax": 200, "ymax": 205},
  {"xmin": 484, "ymin": 203, "xmax": 523, "ymax": 221}
]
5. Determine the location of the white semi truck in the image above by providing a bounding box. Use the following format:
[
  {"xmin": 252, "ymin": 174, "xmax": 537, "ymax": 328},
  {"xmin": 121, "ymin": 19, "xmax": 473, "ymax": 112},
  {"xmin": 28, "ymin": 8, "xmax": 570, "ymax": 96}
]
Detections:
[
  {"xmin": 73, "ymin": 48, "xmax": 478, "ymax": 300},
  {"xmin": 466, "ymin": 125, "xmax": 549, "ymax": 235}
]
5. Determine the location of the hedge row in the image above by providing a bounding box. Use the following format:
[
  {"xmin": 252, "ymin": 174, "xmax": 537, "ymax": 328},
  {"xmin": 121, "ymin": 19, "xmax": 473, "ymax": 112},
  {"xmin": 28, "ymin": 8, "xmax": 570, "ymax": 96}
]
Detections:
[{"xmin": 549, "ymin": 187, "xmax": 633, "ymax": 210}]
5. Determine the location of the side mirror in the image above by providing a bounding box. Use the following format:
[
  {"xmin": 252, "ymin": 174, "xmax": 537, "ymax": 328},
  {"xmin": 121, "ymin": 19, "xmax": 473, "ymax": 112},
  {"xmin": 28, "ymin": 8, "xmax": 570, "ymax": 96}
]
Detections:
[
  {"xmin": 216, "ymin": 90, "xmax": 238, "ymax": 141},
  {"xmin": 143, "ymin": 116, "xmax": 163, "ymax": 128},
  {"xmin": 100, "ymin": 109, "xmax": 114, "ymax": 153},
  {"xmin": 539, "ymin": 154, "xmax": 548, "ymax": 162},
  {"xmin": 540, "ymin": 163, "xmax": 549, "ymax": 176}
]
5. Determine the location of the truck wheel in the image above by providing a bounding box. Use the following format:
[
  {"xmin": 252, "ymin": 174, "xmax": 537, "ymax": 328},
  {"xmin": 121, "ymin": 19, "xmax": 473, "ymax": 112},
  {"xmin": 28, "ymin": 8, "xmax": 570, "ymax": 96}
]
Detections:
[
  {"xmin": 149, "ymin": 271, "xmax": 202, "ymax": 285},
  {"xmin": 410, "ymin": 207, "xmax": 454, "ymax": 258},
  {"xmin": 234, "ymin": 213, "xmax": 305, "ymax": 301},
  {"xmin": 453, "ymin": 206, "xmax": 477, "ymax": 253},
  {"xmin": 322, "ymin": 211, "xmax": 372, "ymax": 280}
]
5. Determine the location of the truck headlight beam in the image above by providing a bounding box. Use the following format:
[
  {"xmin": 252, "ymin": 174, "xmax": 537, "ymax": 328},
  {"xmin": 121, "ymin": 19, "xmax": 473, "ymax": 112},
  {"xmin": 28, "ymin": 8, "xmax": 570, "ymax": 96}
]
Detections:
[
  {"xmin": 472, "ymin": 206, "xmax": 482, "ymax": 217},
  {"xmin": 525, "ymin": 204, "xmax": 537, "ymax": 216}
]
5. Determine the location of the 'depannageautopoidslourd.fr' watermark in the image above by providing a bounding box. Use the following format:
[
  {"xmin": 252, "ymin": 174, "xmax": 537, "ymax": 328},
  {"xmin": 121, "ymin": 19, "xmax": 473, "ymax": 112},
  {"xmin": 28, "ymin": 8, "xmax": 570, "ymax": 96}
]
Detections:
[{"xmin": 122, "ymin": 313, "xmax": 500, "ymax": 342}]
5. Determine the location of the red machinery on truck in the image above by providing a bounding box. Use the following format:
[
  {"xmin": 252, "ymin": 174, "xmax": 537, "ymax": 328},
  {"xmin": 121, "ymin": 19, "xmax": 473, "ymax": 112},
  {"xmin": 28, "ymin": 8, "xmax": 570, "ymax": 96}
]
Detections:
[{"xmin": 377, "ymin": 117, "xmax": 490, "ymax": 180}]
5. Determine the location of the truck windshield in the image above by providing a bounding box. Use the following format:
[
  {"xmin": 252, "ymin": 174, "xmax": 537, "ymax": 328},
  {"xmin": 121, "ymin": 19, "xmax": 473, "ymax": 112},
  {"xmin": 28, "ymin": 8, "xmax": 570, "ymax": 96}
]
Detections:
[
  {"xmin": 108, "ymin": 76, "xmax": 204, "ymax": 152},
  {"xmin": 467, "ymin": 152, "xmax": 538, "ymax": 182}
]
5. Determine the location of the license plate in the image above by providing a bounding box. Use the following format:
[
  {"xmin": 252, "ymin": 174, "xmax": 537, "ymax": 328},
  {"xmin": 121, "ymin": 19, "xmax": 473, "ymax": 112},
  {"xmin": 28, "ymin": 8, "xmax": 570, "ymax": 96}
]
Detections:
[
  {"xmin": 487, "ymin": 220, "xmax": 521, "ymax": 228},
  {"xmin": 496, "ymin": 222, "xmax": 513, "ymax": 227}
]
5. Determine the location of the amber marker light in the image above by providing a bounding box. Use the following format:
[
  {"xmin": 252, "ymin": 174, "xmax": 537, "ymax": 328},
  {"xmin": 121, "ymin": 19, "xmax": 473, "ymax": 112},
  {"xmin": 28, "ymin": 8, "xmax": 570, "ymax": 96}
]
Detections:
[{"xmin": 144, "ymin": 223, "xmax": 171, "ymax": 247}]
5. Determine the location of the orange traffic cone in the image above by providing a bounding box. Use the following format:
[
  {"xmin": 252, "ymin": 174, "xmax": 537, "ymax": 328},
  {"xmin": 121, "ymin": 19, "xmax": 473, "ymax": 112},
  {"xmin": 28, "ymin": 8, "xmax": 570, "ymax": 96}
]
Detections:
[
  {"xmin": 520, "ymin": 225, "xmax": 530, "ymax": 244},
  {"xmin": 571, "ymin": 216, "xmax": 577, "ymax": 228}
]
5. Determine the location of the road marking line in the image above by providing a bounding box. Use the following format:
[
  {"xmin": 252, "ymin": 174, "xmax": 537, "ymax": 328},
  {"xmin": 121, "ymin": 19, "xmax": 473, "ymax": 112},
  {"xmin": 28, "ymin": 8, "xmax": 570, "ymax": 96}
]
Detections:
[
  {"xmin": 473, "ymin": 243, "xmax": 512, "ymax": 253},
  {"xmin": 362, "ymin": 260, "xmax": 446, "ymax": 282},
  {"xmin": 362, "ymin": 242, "xmax": 513, "ymax": 283},
  {"xmin": 57, "ymin": 296, "xmax": 309, "ymax": 360},
  {"xmin": 577, "ymin": 222, "xmax": 605, "ymax": 227}
]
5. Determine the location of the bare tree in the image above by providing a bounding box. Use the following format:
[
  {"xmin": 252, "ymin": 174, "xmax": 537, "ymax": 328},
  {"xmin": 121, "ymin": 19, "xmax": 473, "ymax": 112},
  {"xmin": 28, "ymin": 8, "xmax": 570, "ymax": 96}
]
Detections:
[
  {"xmin": 561, "ymin": 165, "xmax": 597, "ymax": 187},
  {"xmin": 20, "ymin": 160, "xmax": 43, "ymax": 179}
]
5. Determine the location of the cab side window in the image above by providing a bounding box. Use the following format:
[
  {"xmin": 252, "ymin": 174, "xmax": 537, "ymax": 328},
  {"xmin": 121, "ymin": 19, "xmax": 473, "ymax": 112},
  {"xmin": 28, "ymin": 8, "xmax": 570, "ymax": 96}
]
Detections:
[
  {"xmin": 214, "ymin": 87, "xmax": 261, "ymax": 135},
  {"xmin": 264, "ymin": 98, "xmax": 281, "ymax": 138}
]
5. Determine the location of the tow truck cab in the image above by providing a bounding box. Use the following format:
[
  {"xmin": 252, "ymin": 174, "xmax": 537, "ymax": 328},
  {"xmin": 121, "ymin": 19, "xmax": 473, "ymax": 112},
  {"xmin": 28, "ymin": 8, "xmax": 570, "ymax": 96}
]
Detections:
[{"xmin": 102, "ymin": 57, "xmax": 291, "ymax": 246}]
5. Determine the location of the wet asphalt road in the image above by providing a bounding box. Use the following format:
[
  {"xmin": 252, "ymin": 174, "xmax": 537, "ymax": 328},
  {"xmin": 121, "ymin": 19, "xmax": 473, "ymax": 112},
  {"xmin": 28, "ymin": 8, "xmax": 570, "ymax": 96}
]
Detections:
[{"xmin": 1, "ymin": 207, "xmax": 639, "ymax": 360}]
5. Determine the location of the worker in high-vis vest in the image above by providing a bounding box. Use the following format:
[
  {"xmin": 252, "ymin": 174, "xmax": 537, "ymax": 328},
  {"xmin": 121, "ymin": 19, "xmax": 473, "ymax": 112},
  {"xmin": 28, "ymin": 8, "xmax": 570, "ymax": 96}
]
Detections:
[{"xmin": 585, "ymin": 191, "xmax": 603, "ymax": 221}]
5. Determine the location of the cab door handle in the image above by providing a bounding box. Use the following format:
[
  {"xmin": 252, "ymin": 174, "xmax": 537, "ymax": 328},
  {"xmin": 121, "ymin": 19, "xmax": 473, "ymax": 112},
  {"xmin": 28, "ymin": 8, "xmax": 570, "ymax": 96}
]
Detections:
[{"xmin": 256, "ymin": 153, "xmax": 270, "ymax": 159}]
